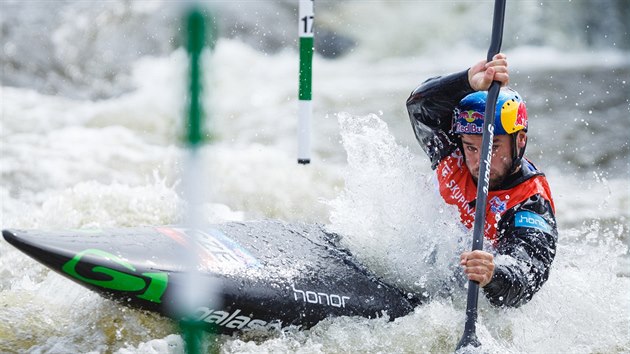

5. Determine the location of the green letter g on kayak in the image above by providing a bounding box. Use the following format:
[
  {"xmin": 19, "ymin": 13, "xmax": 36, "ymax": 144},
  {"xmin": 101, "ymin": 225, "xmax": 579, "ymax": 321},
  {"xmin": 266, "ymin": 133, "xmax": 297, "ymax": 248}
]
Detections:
[{"xmin": 62, "ymin": 249, "xmax": 168, "ymax": 303}]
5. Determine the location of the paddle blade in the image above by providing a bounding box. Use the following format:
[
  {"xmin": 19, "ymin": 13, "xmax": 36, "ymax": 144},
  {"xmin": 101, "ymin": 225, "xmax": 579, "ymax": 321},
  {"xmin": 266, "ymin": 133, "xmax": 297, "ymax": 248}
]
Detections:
[{"xmin": 456, "ymin": 331, "xmax": 481, "ymax": 352}]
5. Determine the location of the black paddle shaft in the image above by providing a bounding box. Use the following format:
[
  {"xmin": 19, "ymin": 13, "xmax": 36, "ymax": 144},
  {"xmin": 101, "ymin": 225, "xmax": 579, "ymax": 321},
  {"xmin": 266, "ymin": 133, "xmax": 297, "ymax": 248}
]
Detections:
[{"xmin": 456, "ymin": 0, "xmax": 507, "ymax": 351}]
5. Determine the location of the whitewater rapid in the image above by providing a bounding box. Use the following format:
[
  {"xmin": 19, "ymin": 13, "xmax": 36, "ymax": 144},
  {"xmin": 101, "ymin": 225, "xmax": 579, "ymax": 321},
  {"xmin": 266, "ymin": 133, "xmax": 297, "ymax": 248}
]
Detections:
[{"xmin": 1, "ymin": 1, "xmax": 629, "ymax": 353}]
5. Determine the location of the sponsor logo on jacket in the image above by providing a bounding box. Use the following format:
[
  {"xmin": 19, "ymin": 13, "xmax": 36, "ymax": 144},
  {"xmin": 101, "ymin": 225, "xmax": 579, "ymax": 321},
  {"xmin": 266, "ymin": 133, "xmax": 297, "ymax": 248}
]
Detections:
[
  {"xmin": 515, "ymin": 211, "xmax": 552, "ymax": 233},
  {"xmin": 489, "ymin": 196, "xmax": 507, "ymax": 214}
]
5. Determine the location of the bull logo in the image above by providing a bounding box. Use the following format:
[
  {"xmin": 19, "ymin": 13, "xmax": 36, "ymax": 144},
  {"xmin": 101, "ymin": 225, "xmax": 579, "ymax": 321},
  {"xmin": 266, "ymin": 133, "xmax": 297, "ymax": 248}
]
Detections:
[
  {"xmin": 514, "ymin": 101, "xmax": 527, "ymax": 129},
  {"xmin": 459, "ymin": 110, "xmax": 483, "ymax": 123},
  {"xmin": 500, "ymin": 99, "xmax": 527, "ymax": 133}
]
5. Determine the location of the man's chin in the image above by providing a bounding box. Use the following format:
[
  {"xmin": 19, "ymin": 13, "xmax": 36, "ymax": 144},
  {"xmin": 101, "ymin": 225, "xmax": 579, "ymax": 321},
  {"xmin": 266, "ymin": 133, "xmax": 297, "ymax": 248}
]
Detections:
[
  {"xmin": 470, "ymin": 173, "xmax": 505, "ymax": 190},
  {"xmin": 489, "ymin": 173, "xmax": 509, "ymax": 189}
]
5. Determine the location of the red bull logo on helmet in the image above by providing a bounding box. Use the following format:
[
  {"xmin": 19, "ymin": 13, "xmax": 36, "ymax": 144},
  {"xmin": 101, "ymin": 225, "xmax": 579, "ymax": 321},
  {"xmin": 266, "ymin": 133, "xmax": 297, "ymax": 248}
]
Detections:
[
  {"xmin": 515, "ymin": 101, "xmax": 527, "ymax": 129},
  {"xmin": 460, "ymin": 110, "xmax": 483, "ymax": 123},
  {"xmin": 499, "ymin": 99, "xmax": 528, "ymax": 134},
  {"xmin": 454, "ymin": 109, "xmax": 484, "ymax": 134},
  {"xmin": 454, "ymin": 89, "xmax": 527, "ymax": 135}
]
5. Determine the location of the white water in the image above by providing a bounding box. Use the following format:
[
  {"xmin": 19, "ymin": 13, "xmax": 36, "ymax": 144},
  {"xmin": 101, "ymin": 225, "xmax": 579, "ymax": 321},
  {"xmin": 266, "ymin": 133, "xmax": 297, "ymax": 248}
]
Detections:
[{"xmin": 1, "ymin": 1, "xmax": 629, "ymax": 353}]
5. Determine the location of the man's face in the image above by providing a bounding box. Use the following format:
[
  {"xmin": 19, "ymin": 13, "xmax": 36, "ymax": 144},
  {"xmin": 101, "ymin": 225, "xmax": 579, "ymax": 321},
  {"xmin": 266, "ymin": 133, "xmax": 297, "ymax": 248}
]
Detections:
[{"xmin": 460, "ymin": 134, "xmax": 514, "ymax": 190}]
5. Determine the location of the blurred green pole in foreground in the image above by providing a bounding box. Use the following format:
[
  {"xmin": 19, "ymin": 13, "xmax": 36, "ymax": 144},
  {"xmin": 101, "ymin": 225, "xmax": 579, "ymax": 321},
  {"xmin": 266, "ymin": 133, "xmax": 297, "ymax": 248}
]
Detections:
[
  {"xmin": 187, "ymin": 8, "xmax": 204, "ymax": 148},
  {"xmin": 180, "ymin": 6, "xmax": 215, "ymax": 354}
]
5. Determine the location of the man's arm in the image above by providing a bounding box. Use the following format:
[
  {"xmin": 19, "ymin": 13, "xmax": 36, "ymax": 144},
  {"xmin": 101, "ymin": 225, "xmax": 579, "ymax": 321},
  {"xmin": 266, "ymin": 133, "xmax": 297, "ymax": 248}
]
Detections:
[
  {"xmin": 405, "ymin": 69, "xmax": 473, "ymax": 169},
  {"xmin": 482, "ymin": 195, "xmax": 558, "ymax": 307}
]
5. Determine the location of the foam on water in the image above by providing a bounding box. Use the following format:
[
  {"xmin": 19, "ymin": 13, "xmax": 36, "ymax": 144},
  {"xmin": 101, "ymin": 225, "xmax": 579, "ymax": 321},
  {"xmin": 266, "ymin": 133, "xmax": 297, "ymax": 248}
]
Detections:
[{"xmin": 1, "ymin": 2, "xmax": 629, "ymax": 351}]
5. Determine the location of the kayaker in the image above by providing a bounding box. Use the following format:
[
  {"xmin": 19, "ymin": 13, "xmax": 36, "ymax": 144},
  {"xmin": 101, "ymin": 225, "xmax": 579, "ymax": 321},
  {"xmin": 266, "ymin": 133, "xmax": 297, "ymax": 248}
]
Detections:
[{"xmin": 406, "ymin": 53, "xmax": 558, "ymax": 307}]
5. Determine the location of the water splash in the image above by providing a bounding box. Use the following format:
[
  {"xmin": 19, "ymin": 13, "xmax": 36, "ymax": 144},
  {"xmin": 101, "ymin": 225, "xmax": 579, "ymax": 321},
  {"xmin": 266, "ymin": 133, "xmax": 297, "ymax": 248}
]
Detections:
[{"xmin": 327, "ymin": 112, "xmax": 466, "ymax": 298}]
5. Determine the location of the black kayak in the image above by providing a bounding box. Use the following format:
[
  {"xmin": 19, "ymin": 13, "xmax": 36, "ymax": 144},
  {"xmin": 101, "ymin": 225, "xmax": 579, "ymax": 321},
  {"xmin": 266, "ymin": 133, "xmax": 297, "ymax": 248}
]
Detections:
[{"xmin": 2, "ymin": 220, "xmax": 418, "ymax": 334}]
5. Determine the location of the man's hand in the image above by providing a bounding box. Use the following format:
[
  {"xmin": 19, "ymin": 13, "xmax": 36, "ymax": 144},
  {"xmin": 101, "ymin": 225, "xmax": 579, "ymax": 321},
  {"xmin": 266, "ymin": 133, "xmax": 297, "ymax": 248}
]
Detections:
[
  {"xmin": 468, "ymin": 53, "xmax": 509, "ymax": 91},
  {"xmin": 460, "ymin": 250, "xmax": 495, "ymax": 287}
]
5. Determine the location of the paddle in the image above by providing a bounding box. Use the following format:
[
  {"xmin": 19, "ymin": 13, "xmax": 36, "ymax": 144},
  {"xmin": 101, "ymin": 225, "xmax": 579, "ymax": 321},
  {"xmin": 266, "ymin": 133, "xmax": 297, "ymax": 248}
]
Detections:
[{"xmin": 456, "ymin": 0, "xmax": 507, "ymax": 351}]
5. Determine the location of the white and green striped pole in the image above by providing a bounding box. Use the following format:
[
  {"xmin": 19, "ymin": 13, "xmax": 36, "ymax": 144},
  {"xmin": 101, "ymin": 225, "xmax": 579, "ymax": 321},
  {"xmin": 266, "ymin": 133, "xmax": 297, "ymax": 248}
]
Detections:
[
  {"xmin": 297, "ymin": 0, "xmax": 314, "ymax": 164},
  {"xmin": 180, "ymin": 7, "xmax": 215, "ymax": 354}
]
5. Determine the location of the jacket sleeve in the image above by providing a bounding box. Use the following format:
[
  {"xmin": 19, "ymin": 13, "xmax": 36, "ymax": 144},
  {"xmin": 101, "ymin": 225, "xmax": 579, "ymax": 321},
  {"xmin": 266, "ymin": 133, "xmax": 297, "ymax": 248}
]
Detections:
[
  {"xmin": 482, "ymin": 194, "xmax": 558, "ymax": 307},
  {"xmin": 405, "ymin": 69, "xmax": 474, "ymax": 169}
]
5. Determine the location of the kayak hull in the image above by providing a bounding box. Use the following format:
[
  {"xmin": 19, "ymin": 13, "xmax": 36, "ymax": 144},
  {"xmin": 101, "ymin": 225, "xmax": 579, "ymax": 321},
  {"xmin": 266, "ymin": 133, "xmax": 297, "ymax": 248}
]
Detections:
[{"xmin": 2, "ymin": 220, "xmax": 417, "ymax": 334}]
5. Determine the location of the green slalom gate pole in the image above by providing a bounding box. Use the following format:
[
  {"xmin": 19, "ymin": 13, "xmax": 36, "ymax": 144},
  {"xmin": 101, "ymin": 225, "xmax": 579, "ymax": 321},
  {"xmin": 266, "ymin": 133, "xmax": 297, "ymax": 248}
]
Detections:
[
  {"xmin": 180, "ymin": 7, "xmax": 216, "ymax": 354},
  {"xmin": 297, "ymin": 0, "xmax": 314, "ymax": 164},
  {"xmin": 187, "ymin": 9, "xmax": 204, "ymax": 149}
]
